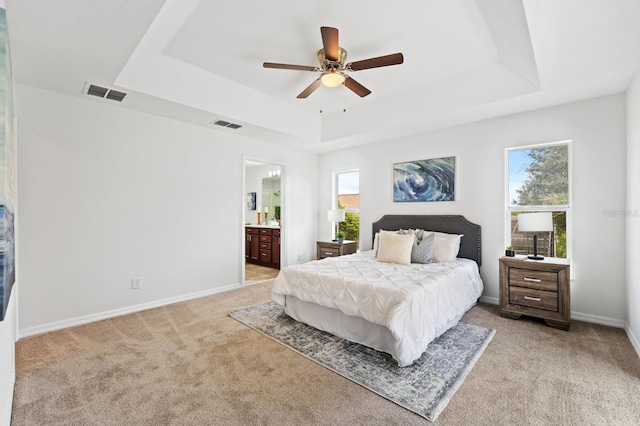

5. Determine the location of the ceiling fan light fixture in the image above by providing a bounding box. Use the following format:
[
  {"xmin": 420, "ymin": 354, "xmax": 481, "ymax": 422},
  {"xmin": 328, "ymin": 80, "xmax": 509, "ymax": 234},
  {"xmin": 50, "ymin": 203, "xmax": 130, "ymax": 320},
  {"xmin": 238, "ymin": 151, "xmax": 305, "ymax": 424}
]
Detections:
[
  {"xmin": 264, "ymin": 27, "xmax": 403, "ymax": 98},
  {"xmin": 320, "ymin": 71, "xmax": 346, "ymax": 88}
]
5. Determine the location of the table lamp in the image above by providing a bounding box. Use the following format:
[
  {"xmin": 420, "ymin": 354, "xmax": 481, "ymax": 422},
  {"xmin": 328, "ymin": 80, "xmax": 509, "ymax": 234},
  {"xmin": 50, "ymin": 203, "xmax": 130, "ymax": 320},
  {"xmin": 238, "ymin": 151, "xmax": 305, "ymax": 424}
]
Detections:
[
  {"xmin": 517, "ymin": 212, "xmax": 553, "ymax": 260},
  {"xmin": 327, "ymin": 209, "xmax": 346, "ymax": 241}
]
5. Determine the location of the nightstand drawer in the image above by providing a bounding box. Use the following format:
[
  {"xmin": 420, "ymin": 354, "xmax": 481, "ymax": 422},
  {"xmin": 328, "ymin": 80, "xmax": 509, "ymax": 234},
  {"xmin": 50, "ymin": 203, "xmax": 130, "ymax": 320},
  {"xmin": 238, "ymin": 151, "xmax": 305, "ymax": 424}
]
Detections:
[
  {"xmin": 499, "ymin": 256, "xmax": 570, "ymax": 330},
  {"xmin": 509, "ymin": 268, "xmax": 558, "ymax": 292},
  {"xmin": 319, "ymin": 247, "xmax": 340, "ymax": 257},
  {"xmin": 509, "ymin": 286, "xmax": 558, "ymax": 312},
  {"xmin": 317, "ymin": 240, "xmax": 357, "ymax": 260}
]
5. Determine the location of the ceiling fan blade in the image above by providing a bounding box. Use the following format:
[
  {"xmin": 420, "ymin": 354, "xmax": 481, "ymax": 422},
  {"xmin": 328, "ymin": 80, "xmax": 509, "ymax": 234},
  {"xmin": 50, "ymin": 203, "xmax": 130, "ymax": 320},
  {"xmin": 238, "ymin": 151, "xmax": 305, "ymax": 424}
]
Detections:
[
  {"xmin": 263, "ymin": 62, "xmax": 317, "ymax": 72},
  {"xmin": 321, "ymin": 26, "xmax": 339, "ymax": 61},
  {"xmin": 347, "ymin": 53, "xmax": 404, "ymax": 71},
  {"xmin": 297, "ymin": 78, "xmax": 323, "ymax": 99},
  {"xmin": 344, "ymin": 76, "xmax": 371, "ymax": 97}
]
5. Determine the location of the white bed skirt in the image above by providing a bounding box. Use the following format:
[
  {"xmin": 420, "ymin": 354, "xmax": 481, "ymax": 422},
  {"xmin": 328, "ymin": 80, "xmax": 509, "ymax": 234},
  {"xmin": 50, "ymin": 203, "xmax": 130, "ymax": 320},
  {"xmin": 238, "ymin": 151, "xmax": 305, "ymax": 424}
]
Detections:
[{"xmin": 284, "ymin": 295, "xmax": 471, "ymax": 365}]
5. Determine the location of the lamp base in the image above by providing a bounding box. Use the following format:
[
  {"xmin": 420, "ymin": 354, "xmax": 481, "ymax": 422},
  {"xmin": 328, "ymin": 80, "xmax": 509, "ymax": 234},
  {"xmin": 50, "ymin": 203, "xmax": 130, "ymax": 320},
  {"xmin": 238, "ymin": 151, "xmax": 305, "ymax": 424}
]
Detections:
[{"xmin": 527, "ymin": 255, "xmax": 545, "ymax": 260}]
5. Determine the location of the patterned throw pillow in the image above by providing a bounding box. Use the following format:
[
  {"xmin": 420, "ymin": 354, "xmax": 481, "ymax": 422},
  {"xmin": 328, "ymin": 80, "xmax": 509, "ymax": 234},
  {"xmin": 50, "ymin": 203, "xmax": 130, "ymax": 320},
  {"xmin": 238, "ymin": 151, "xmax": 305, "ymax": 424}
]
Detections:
[{"xmin": 411, "ymin": 232, "xmax": 435, "ymax": 264}]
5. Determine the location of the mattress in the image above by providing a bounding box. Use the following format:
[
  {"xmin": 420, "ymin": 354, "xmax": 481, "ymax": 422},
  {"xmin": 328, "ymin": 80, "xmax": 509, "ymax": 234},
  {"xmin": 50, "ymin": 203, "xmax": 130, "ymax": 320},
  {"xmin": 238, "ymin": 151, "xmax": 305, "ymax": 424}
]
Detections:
[{"xmin": 272, "ymin": 251, "xmax": 484, "ymax": 366}]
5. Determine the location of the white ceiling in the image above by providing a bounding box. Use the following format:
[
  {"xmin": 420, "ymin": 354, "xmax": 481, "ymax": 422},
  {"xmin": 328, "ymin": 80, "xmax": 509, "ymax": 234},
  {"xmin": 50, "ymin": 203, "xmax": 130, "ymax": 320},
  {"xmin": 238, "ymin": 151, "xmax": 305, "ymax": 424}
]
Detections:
[{"xmin": 6, "ymin": 0, "xmax": 640, "ymax": 153}]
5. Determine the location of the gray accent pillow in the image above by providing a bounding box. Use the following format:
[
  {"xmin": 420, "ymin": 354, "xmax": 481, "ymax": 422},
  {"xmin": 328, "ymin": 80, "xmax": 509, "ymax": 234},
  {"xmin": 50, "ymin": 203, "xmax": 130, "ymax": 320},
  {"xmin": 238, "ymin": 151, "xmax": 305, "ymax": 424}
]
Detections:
[
  {"xmin": 411, "ymin": 233, "xmax": 435, "ymax": 264},
  {"xmin": 398, "ymin": 228, "xmax": 425, "ymax": 241}
]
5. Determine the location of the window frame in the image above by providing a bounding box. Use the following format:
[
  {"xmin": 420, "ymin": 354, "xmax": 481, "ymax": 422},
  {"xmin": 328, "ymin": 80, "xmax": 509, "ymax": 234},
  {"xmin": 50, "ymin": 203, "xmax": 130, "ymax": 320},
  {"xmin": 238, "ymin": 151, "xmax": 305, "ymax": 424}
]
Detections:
[{"xmin": 505, "ymin": 140, "xmax": 573, "ymax": 259}]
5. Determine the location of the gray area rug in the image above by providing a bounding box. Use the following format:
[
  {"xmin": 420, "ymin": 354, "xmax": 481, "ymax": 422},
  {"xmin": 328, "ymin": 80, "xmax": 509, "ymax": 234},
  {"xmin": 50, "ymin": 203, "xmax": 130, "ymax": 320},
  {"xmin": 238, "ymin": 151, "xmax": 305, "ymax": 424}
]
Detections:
[{"xmin": 230, "ymin": 301, "xmax": 495, "ymax": 422}]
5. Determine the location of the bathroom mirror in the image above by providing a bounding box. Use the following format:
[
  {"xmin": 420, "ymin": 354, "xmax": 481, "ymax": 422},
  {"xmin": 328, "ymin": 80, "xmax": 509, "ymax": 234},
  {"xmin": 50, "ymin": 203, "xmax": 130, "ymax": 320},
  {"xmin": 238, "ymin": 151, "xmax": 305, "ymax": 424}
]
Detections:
[{"xmin": 262, "ymin": 177, "xmax": 281, "ymax": 223}]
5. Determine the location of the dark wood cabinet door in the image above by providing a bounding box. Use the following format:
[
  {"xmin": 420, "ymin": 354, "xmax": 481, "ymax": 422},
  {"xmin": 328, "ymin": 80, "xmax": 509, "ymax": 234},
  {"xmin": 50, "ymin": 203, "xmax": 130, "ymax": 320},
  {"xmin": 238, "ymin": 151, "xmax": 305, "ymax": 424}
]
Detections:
[
  {"xmin": 250, "ymin": 235, "xmax": 260, "ymax": 261},
  {"xmin": 272, "ymin": 236, "xmax": 280, "ymax": 265},
  {"xmin": 245, "ymin": 227, "xmax": 280, "ymax": 269}
]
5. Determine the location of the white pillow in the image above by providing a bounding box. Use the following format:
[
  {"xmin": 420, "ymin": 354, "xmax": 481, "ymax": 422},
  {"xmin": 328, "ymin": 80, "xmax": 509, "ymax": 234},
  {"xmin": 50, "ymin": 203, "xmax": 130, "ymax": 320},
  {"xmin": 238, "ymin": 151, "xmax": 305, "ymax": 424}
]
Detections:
[
  {"xmin": 373, "ymin": 229, "xmax": 402, "ymax": 254},
  {"xmin": 430, "ymin": 232, "xmax": 463, "ymax": 263},
  {"xmin": 377, "ymin": 231, "xmax": 414, "ymax": 265}
]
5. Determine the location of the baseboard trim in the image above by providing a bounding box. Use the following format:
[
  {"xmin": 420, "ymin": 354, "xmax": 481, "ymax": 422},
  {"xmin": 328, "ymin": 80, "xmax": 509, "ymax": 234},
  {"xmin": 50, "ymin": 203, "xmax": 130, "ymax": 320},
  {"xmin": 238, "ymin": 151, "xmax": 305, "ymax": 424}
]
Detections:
[
  {"xmin": 570, "ymin": 311, "xmax": 625, "ymax": 328},
  {"xmin": 479, "ymin": 295, "xmax": 626, "ymax": 329},
  {"xmin": 19, "ymin": 283, "xmax": 243, "ymax": 339},
  {"xmin": 625, "ymin": 323, "xmax": 640, "ymax": 358},
  {"xmin": 479, "ymin": 296, "xmax": 498, "ymax": 305}
]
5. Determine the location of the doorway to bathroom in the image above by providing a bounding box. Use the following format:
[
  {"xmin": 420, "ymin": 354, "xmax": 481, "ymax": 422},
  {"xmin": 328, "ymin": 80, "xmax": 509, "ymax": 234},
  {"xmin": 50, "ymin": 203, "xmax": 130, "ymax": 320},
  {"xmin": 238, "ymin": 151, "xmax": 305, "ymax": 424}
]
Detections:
[{"xmin": 243, "ymin": 158, "xmax": 283, "ymax": 285}]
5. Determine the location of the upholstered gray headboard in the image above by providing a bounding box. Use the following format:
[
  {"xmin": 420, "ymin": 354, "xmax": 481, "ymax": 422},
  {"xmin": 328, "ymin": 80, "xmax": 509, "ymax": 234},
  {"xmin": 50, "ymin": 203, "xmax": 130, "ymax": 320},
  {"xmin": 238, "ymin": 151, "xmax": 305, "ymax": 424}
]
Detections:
[{"xmin": 371, "ymin": 215, "xmax": 482, "ymax": 266}]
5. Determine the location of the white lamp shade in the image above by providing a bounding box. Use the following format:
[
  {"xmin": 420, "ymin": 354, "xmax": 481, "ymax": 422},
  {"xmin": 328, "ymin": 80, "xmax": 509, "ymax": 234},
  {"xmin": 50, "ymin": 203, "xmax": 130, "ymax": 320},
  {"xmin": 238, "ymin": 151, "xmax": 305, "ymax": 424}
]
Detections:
[
  {"xmin": 517, "ymin": 212, "xmax": 553, "ymax": 232},
  {"xmin": 327, "ymin": 209, "xmax": 346, "ymax": 222}
]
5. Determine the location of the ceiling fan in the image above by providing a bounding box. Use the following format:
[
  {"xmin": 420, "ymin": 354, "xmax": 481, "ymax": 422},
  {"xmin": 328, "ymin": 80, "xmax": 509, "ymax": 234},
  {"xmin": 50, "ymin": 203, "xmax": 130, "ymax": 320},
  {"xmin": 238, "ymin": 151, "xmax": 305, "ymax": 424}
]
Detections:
[{"xmin": 263, "ymin": 26, "xmax": 404, "ymax": 99}]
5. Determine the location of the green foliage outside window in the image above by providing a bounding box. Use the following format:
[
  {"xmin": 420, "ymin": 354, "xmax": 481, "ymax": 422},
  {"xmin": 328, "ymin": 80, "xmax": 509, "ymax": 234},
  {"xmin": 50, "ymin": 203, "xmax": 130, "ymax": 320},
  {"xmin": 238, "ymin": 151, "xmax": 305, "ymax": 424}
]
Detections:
[
  {"xmin": 337, "ymin": 202, "xmax": 359, "ymax": 244},
  {"xmin": 513, "ymin": 145, "xmax": 569, "ymax": 206},
  {"xmin": 554, "ymin": 226, "xmax": 567, "ymax": 258}
]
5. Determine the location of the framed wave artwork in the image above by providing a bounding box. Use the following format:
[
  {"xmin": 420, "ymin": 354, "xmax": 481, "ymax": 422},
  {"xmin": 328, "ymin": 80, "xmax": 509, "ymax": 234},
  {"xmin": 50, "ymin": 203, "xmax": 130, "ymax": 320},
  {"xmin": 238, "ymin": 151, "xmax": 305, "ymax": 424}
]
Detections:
[
  {"xmin": 0, "ymin": 8, "xmax": 15, "ymax": 321},
  {"xmin": 393, "ymin": 156, "xmax": 455, "ymax": 202}
]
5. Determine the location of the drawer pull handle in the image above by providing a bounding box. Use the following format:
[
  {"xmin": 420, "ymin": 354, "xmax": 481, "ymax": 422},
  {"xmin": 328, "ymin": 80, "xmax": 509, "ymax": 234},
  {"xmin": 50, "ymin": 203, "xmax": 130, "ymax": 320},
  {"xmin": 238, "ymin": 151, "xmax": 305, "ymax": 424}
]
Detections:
[
  {"xmin": 324, "ymin": 252, "xmax": 334, "ymax": 256},
  {"xmin": 523, "ymin": 277, "xmax": 542, "ymax": 283},
  {"xmin": 524, "ymin": 296, "xmax": 541, "ymax": 302}
]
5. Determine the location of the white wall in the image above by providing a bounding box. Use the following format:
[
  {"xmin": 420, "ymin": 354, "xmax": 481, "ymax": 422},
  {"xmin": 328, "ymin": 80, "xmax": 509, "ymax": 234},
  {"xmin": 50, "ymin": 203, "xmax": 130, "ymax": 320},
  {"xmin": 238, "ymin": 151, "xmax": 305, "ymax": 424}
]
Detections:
[
  {"xmin": 319, "ymin": 94, "xmax": 627, "ymax": 323},
  {"xmin": 626, "ymin": 72, "xmax": 640, "ymax": 354},
  {"xmin": 0, "ymin": 293, "xmax": 15, "ymax": 425},
  {"xmin": 16, "ymin": 84, "xmax": 318, "ymax": 335}
]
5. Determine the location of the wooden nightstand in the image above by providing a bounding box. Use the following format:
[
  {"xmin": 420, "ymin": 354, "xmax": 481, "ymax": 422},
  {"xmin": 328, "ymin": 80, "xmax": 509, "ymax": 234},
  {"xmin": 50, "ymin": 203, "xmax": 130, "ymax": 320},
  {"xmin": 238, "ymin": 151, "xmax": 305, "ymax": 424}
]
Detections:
[
  {"xmin": 317, "ymin": 240, "xmax": 357, "ymax": 260},
  {"xmin": 499, "ymin": 256, "xmax": 571, "ymax": 330}
]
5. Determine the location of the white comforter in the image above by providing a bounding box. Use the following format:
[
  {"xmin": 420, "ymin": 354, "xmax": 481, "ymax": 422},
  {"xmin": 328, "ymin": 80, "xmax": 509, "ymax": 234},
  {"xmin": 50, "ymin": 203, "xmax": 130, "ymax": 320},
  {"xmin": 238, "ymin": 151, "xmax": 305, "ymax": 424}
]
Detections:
[{"xmin": 272, "ymin": 251, "xmax": 484, "ymax": 367}]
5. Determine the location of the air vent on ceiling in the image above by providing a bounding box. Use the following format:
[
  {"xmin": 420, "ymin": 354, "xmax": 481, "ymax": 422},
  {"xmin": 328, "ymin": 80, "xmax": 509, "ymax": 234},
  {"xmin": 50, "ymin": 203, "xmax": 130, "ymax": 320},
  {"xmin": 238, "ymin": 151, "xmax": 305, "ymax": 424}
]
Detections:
[
  {"xmin": 84, "ymin": 83, "xmax": 127, "ymax": 102},
  {"xmin": 212, "ymin": 119, "xmax": 242, "ymax": 130}
]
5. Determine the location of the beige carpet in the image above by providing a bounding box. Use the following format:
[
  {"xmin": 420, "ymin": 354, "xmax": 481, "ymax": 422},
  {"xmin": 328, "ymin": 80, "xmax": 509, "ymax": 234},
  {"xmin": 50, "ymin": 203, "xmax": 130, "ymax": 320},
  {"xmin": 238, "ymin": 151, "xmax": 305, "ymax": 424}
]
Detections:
[{"xmin": 12, "ymin": 280, "xmax": 640, "ymax": 425}]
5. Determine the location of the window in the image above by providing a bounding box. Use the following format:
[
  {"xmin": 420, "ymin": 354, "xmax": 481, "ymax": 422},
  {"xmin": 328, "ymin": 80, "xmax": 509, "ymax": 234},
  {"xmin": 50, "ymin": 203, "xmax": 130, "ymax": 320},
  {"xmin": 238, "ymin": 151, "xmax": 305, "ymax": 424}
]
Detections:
[
  {"xmin": 335, "ymin": 170, "xmax": 360, "ymax": 247},
  {"xmin": 506, "ymin": 142, "xmax": 571, "ymax": 258}
]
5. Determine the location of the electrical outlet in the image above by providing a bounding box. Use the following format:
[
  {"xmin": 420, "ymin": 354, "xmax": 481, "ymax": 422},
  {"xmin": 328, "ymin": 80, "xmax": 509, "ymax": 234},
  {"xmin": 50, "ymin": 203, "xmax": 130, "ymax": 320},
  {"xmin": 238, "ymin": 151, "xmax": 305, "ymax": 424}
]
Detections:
[{"xmin": 132, "ymin": 278, "xmax": 141, "ymax": 289}]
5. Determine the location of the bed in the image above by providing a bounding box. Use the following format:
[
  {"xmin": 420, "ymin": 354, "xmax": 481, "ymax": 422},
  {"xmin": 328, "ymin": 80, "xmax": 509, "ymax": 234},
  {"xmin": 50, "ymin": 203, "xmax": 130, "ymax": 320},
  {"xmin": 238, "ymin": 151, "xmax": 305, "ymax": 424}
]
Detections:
[{"xmin": 272, "ymin": 215, "xmax": 483, "ymax": 367}]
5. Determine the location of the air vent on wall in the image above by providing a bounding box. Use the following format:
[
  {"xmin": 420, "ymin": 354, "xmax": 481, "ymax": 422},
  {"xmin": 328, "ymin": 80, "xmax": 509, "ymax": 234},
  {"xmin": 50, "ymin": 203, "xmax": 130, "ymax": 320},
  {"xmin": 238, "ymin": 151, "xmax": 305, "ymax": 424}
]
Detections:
[
  {"xmin": 212, "ymin": 119, "xmax": 242, "ymax": 130},
  {"xmin": 83, "ymin": 83, "xmax": 127, "ymax": 102}
]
